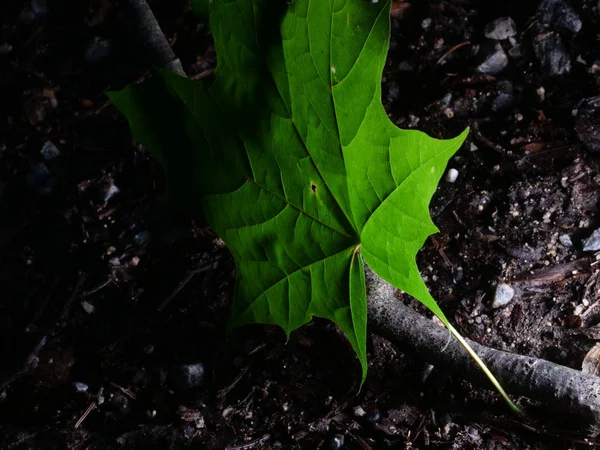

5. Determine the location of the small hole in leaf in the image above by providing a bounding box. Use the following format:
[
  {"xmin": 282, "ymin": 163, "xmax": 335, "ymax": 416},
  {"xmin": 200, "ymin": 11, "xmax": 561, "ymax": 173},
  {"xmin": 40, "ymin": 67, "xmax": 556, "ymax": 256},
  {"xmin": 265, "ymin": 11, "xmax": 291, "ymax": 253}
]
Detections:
[{"xmin": 311, "ymin": 183, "xmax": 318, "ymax": 194}]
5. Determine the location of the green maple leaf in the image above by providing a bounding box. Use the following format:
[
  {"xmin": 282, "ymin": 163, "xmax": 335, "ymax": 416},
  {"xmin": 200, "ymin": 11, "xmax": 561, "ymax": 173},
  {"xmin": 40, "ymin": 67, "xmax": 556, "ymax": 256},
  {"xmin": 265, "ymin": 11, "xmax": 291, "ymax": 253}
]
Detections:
[{"xmin": 109, "ymin": 0, "xmax": 519, "ymax": 410}]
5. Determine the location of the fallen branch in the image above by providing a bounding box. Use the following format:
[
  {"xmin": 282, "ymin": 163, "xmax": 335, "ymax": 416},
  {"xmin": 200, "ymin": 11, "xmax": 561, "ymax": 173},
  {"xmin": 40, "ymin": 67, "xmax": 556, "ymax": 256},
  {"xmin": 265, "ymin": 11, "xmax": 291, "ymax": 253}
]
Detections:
[
  {"xmin": 123, "ymin": 0, "xmax": 185, "ymax": 76},
  {"xmin": 365, "ymin": 268, "xmax": 600, "ymax": 427}
]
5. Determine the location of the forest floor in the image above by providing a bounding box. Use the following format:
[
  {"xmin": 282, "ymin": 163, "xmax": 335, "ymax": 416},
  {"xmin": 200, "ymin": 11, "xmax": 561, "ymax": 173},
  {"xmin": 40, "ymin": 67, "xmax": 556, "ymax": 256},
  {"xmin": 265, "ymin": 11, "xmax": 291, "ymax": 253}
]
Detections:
[{"xmin": 2, "ymin": 0, "xmax": 600, "ymax": 448}]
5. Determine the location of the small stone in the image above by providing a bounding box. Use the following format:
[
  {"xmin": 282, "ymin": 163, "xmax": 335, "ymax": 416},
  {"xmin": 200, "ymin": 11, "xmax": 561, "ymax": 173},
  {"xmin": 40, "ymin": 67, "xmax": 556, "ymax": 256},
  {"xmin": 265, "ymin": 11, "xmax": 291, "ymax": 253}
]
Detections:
[
  {"xmin": 421, "ymin": 18, "xmax": 432, "ymax": 29},
  {"xmin": 442, "ymin": 107, "xmax": 454, "ymax": 119},
  {"xmin": 484, "ymin": 17, "xmax": 517, "ymax": 40},
  {"xmin": 104, "ymin": 182, "xmax": 119, "ymax": 202},
  {"xmin": 72, "ymin": 381, "xmax": 89, "ymax": 392},
  {"xmin": 536, "ymin": 86, "xmax": 546, "ymax": 102},
  {"xmin": 445, "ymin": 168, "xmax": 459, "ymax": 183},
  {"xmin": 492, "ymin": 283, "xmax": 515, "ymax": 308},
  {"xmin": 533, "ymin": 32, "xmax": 571, "ymax": 76},
  {"xmin": 508, "ymin": 43, "xmax": 522, "ymax": 58},
  {"xmin": 476, "ymin": 43, "xmax": 508, "ymax": 75},
  {"xmin": 170, "ymin": 363, "xmax": 205, "ymax": 390},
  {"xmin": 0, "ymin": 43, "xmax": 12, "ymax": 55},
  {"xmin": 353, "ymin": 406, "xmax": 366, "ymax": 417},
  {"xmin": 538, "ymin": 0, "xmax": 582, "ymax": 33},
  {"xmin": 583, "ymin": 228, "xmax": 600, "ymax": 251},
  {"xmin": 559, "ymin": 234, "xmax": 573, "ymax": 247},
  {"xmin": 81, "ymin": 301, "xmax": 95, "ymax": 314},
  {"xmin": 491, "ymin": 92, "xmax": 517, "ymax": 113},
  {"xmin": 85, "ymin": 37, "xmax": 112, "ymax": 63},
  {"xmin": 329, "ymin": 434, "xmax": 344, "ymax": 450},
  {"xmin": 40, "ymin": 141, "xmax": 60, "ymax": 160},
  {"xmin": 397, "ymin": 61, "xmax": 414, "ymax": 72},
  {"xmin": 97, "ymin": 395, "xmax": 105, "ymax": 405}
]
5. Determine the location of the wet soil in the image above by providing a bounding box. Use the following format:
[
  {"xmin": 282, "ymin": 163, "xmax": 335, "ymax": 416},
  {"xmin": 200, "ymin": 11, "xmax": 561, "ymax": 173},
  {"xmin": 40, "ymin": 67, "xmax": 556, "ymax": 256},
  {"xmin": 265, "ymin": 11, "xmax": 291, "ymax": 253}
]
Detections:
[{"xmin": 2, "ymin": 0, "xmax": 600, "ymax": 448}]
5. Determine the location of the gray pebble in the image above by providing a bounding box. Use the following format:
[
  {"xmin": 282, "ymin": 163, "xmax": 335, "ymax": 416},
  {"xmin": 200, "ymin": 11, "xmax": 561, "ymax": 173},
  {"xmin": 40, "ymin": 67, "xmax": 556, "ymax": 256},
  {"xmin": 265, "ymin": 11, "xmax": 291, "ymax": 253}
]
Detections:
[
  {"xmin": 492, "ymin": 283, "xmax": 515, "ymax": 308},
  {"xmin": 484, "ymin": 17, "xmax": 517, "ymax": 40},
  {"xmin": 81, "ymin": 300, "xmax": 95, "ymax": 314},
  {"xmin": 353, "ymin": 405, "xmax": 366, "ymax": 417},
  {"xmin": 72, "ymin": 381, "xmax": 89, "ymax": 392},
  {"xmin": 533, "ymin": 32, "xmax": 571, "ymax": 76},
  {"xmin": 40, "ymin": 141, "xmax": 60, "ymax": 160},
  {"xmin": 476, "ymin": 44, "xmax": 508, "ymax": 75},
  {"xmin": 538, "ymin": 0, "xmax": 582, "ymax": 33},
  {"xmin": 170, "ymin": 363, "xmax": 205, "ymax": 390},
  {"xmin": 583, "ymin": 228, "xmax": 600, "ymax": 251},
  {"xmin": 559, "ymin": 234, "xmax": 573, "ymax": 247},
  {"xmin": 445, "ymin": 168, "xmax": 458, "ymax": 183}
]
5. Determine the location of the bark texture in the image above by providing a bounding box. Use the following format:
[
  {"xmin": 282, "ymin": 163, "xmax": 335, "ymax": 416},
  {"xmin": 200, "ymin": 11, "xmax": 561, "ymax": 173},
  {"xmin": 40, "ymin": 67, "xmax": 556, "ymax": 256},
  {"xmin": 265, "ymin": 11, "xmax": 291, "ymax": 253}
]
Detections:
[
  {"xmin": 366, "ymin": 268, "xmax": 600, "ymax": 426},
  {"xmin": 124, "ymin": 0, "xmax": 185, "ymax": 76}
]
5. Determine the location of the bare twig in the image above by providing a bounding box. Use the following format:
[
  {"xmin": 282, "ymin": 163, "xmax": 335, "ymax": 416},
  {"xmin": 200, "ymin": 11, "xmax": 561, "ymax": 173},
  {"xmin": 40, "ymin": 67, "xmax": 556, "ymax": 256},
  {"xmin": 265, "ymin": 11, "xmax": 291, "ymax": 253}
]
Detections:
[
  {"xmin": 75, "ymin": 386, "xmax": 104, "ymax": 429},
  {"xmin": 107, "ymin": 380, "xmax": 136, "ymax": 400},
  {"xmin": 81, "ymin": 279, "xmax": 113, "ymax": 298}
]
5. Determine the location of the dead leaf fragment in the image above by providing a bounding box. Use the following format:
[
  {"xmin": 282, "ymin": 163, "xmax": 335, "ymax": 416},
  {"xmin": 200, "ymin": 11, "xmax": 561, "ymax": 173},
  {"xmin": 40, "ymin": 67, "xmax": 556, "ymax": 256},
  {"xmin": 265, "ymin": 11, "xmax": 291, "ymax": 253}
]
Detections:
[{"xmin": 582, "ymin": 343, "xmax": 600, "ymax": 376}]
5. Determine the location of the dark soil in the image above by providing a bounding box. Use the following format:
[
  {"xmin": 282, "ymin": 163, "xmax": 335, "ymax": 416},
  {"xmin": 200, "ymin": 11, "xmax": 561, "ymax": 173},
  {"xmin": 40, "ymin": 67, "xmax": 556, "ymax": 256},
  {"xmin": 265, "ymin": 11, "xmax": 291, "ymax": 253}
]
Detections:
[{"xmin": 2, "ymin": 0, "xmax": 600, "ymax": 448}]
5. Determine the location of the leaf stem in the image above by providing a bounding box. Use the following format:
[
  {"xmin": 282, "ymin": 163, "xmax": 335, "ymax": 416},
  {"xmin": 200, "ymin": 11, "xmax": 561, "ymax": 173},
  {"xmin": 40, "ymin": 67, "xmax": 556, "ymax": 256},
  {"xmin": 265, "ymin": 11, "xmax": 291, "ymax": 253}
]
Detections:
[{"xmin": 447, "ymin": 324, "xmax": 523, "ymax": 415}]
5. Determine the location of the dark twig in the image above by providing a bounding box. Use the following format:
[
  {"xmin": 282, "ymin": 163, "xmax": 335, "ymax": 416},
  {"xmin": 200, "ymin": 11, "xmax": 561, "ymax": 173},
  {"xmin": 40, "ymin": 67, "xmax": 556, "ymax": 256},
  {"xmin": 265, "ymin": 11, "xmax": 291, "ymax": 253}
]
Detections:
[
  {"xmin": 224, "ymin": 434, "xmax": 271, "ymax": 450},
  {"xmin": 437, "ymin": 41, "xmax": 470, "ymax": 66},
  {"xmin": 157, "ymin": 263, "xmax": 216, "ymax": 311},
  {"xmin": 60, "ymin": 273, "xmax": 88, "ymax": 322}
]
